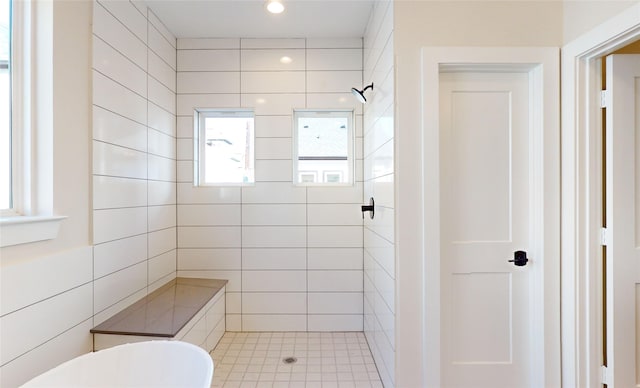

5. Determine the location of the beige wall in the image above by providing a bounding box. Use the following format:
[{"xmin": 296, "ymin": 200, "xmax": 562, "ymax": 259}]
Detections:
[
  {"xmin": 396, "ymin": 1, "xmax": 562, "ymax": 49},
  {"xmin": 52, "ymin": 1, "xmax": 92, "ymax": 251},
  {"xmin": 393, "ymin": 1, "xmax": 563, "ymax": 386},
  {"xmin": 563, "ymin": 0, "xmax": 639, "ymax": 44}
]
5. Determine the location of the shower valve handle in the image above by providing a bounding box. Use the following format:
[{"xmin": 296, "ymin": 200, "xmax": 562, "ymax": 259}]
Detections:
[{"xmin": 361, "ymin": 197, "xmax": 375, "ymax": 219}]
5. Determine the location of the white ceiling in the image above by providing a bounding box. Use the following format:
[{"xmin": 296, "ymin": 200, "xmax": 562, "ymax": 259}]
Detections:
[{"xmin": 144, "ymin": 0, "xmax": 375, "ymax": 39}]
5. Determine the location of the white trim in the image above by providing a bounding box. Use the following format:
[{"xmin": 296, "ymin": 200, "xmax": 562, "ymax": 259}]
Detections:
[
  {"xmin": 0, "ymin": 215, "xmax": 66, "ymax": 247},
  {"xmin": 420, "ymin": 46, "xmax": 561, "ymax": 387},
  {"xmin": 7, "ymin": 0, "xmax": 30, "ymax": 216},
  {"xmin": 3, "ymin": 0, "xmax": 56, "ymax": 217},
  {"xmin": 561, "ymin": 4, "xmax": 640, "ymax": 387}
]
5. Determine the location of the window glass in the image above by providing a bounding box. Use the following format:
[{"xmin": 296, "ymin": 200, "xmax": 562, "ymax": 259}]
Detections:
[
  {"xmin": 196, "ymin": 110, "xmax": 255, "ymax": 185},
  {"xmin": 294, "ymin": 110, "xmax": 353, "ymax": 185},
  {"xmin": 0, "ymin": 0, "xmax": 11, "ymax": 210}
]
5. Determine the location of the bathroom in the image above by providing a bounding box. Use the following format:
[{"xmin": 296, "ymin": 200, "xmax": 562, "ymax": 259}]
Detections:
[{"xmin": 1, "ymin": 1, "xmax": 639, "ymax": 387}]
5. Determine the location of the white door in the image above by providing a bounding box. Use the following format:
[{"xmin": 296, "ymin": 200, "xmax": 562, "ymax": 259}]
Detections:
[
  {"xmin": 605, "ymin": 53, "xmax": 640, "ymax": 388},
  {"xmin": 439, "ymin": 70, "xmax": 533, "ymax": 387}
]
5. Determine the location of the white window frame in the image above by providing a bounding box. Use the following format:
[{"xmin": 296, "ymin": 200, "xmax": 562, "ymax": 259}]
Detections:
[
  {"xmin": 193, "ymin": 109, "xmax": 255, "ymax": 186},
  {"xmin": 0, "ymin": 61, "xmax": 9, "ymax": 213},
  {"xmin": 293, "ymin": 109, "xmax": 354, "ymax": 186},
  {"xmin": 0, "ymin": 0, "xmax": 65, "ymax": 248},
  {"xmin": 1, "ymin": 0, "xmax": 15, "ymax": 217}
]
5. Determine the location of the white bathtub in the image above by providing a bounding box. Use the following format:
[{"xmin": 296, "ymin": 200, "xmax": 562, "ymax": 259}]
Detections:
[{"xmin": 21, "ymin": 341, "xmax": 214, "ymax": 387}]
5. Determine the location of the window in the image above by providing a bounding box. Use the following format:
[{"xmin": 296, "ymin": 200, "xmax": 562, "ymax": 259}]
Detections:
[
  {"xmin": 194, "ymin": 109, "xmax": 255, "ymax": 185},
  {"xmin": 0, "ymin": 0, "xmax": 65, "ymax": 247},
  {"xmin": 1, "ymin": 0, "xmax": 10, "ymax": 211},
  {"xmin": 293, "ymin": 110, "xmax": 354, "ymax": 185}
]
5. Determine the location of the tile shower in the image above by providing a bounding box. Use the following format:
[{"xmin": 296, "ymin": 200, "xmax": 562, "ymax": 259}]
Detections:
[
  {"xmin": 175, "ymin": 36, "xmax": 365, "ymax": 332},
  {"xmin": 95, "ymin": 0, "xmax": 397, "ymax": 385}
]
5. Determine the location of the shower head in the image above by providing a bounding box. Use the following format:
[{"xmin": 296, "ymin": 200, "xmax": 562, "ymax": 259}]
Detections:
[
  {"xmin": 351, "ymin": 83, "xmax": 374, "ymax": 103},
  {"xmin": 351, "ymin": 88, "xmax": 366, "ymax": 103}
]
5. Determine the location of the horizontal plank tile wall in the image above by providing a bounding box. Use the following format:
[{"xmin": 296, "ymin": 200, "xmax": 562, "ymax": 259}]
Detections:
[
  {"xmin": 363, "ymin": 2, "xmax": 396, "ymax": 388},
  {"xmin": 92, "ymin": 0, "xmax": 177, "ymax": 323},
  {"xmin": 0, "ymin": 247, "xmax": 94, "ymax": 387},
  {"xmin": 0, "ymin": 1, "xmax": 179, "ymax": 385},
  {"xmin": 176, "ymin": 38, "xmax": 364, "ymax": 332}
]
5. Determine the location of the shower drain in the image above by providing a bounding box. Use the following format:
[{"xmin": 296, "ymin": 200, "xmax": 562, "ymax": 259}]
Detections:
[{"xmin": 282, "ymin": 356, "xmax": 297, "ymax": 364}]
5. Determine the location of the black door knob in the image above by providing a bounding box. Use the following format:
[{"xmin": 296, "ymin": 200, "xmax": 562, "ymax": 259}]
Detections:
[{"xmin": 508, "ymin": 250, "xmax": 528, "ymax": 266}]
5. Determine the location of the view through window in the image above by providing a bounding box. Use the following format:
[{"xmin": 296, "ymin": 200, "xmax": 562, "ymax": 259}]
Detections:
[
  {"xmin": 294, "ymin": 110, "xmax": 353, "ymax": 185},
  {"xmin": 196, "ymin": 110, "xmax": 255, "ymax": 185}
]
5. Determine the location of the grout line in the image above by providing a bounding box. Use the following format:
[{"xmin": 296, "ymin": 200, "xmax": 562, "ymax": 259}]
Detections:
[
  {"xmin": 0, "ymin": 318, "xmax": 95, "ymax": 369},
  {"xmin": 145, "ymin": 7, "xmax": 177, "ymax": 50},
  {"xmin": 145, "ymin": 8, "xmax": 151, "ymax": 296},
  {"xmin": 92, "ymin": 33, "xmax": 146, "ymax": 74},
  {"xmin": 95, "ymin": 1, "xmax": 147, "ymax": 50},
  {"xmin": 147, "ymin": 26, "xmax": 177, "ymax": 72},
  {"xmin": 239, "ymin": 186, "xmax": 243, "ymax": 331},
  {"xmin": 305, "ymin": 185, "xmax": 309, "ymax": 332},
  {"xmin": 92, "ymin": 102, "xmax": 147, "ymax": 128}
]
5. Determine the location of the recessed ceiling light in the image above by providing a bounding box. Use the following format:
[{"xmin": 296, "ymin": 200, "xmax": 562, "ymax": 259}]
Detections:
[
  {"xmin": 280, "ymin": 56, "xmax": 292, "ymax": 64},
  {"xmin": 266, "ymin": 0, "xmax": 285, "ymax": 14}
]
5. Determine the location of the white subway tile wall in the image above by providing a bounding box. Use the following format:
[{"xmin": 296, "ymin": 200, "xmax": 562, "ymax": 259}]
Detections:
[
  {"xmin": 363, "ymin": 1, "xmax": 395, "ymax": 388},
  {"xmin": 0, "ymin": 247, "xmax": 94, "ymax": 387},
  {"xmin": 1, "ymin": 320, "xmax": 94, "ymax": 388},
  {"xmin": 176, "ymin": 38, "xmax": 365, "ymax": 332},
  {"xmin": 92, "ymin": 0, "xmax": 178, "ymax": 323}
]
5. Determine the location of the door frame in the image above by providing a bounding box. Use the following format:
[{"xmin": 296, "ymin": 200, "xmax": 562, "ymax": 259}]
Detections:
[
  {"xmin": 561, "ymin": 4, "xmax": 640, "ymax": 387},
  {"xmin": 421, "ymin": 47, "xmax": 561, "ymax": 387}
]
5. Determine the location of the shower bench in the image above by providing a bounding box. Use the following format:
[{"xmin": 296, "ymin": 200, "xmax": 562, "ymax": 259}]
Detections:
[{"xmin": 90, "ymin": 277, "xmax": 227, "ymax": 352}]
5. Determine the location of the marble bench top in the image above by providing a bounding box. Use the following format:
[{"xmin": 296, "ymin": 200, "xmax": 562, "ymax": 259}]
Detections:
[{"xmin": 91, "ymin": 278, "xmax": 227, "ymax": 338}]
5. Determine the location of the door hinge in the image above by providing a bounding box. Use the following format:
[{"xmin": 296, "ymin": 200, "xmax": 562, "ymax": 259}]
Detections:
[
  {"xmin": 601, "ymin": 228, "xmax": 609, "ymax": 246},
  {"xmin": 601, "ymin": 365, "xmax": 611, "ymax": 385},
  {"xmin": 601, "ymin": 90, "xmax": 609, "ymax": 108}
]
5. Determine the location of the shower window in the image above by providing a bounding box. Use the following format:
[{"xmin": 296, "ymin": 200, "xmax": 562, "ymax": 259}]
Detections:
[
  {"xmin": 293, "ymin": 110, "xmax": 354, "ymax": 185},
  {"xmin": 194, "ymin": 109, "xmax": 255, "ymax": 186}
]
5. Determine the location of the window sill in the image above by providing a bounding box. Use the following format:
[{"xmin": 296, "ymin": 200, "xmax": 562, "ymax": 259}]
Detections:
[
  {"xmin": 0, "ymin": 216, "xmax": 67, "ymax": 248},
  {"xmin": 195, "ymin": 182, "xmax": 256, "ymax": 187},
  {"xmin": 294, "ymin": 182, "xmax": 354, "ymax": 187}
]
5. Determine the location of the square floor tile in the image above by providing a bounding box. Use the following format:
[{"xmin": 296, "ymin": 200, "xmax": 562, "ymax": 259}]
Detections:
[{"xmin": 211, "ymin": 332, "xmax": 383, "ymax": 388}]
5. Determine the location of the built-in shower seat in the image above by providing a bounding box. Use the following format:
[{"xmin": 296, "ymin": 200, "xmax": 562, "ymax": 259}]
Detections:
[{"xmin": 90, "ymin": 277, "xmax": 227, "ymax": 352}]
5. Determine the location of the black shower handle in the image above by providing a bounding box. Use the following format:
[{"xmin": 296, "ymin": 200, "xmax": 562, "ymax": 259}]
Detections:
[{"xmin": 361, "ymin": 197, "xmax": 375, "ymax": 219}]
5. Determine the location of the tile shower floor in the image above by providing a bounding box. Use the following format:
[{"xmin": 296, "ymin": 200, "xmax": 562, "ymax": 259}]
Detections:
[{"xmin": 210, "ymin": 332, "xmax": 384, "ymax": 388}]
